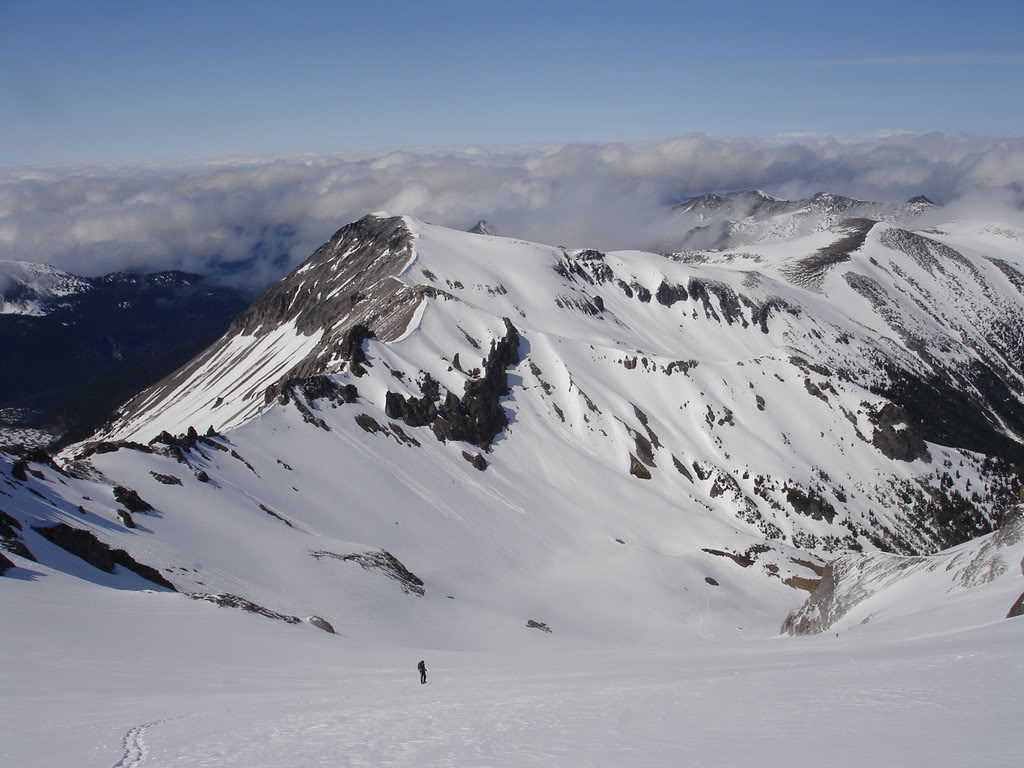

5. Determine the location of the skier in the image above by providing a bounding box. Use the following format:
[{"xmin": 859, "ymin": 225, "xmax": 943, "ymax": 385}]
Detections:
[{"xmin": 418, "ymin": 659, "xmax": 427, "ymax": 684}]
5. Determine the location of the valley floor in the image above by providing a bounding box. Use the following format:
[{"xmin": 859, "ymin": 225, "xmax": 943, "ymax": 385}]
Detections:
[{"xmin": 3, "ymin": 573, "xmax": 1021, "ymax": 768}]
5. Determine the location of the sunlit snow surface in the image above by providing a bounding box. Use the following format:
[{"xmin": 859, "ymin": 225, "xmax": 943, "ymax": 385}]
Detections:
[
  {"xmin": 2, "ymin": 569, "xmax": 1022, "ymax": 767},
  {"xmin": 4, "ymin": 213, "xmax": 1024, "ymax": 765}
]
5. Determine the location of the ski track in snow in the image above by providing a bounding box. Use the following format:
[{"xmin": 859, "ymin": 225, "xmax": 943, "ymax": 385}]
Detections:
[
  {"xmin": 111, "ymin": 717, "xmax": 184, "ymax": 768},
  {"xmin": 111, "ymin": 721, "xmax": 156, "ymax": 768}
]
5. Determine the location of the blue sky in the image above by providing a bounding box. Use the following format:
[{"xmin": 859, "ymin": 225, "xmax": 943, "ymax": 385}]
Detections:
[{"xmin": 1, "ymin": 0, "xmax": 1022, "ymax": 167}]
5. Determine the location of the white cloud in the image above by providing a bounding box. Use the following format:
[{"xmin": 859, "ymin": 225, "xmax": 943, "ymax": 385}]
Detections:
[{"xmin": 0, "ymin": 133, "xmax": 1021, "ymax": 292}]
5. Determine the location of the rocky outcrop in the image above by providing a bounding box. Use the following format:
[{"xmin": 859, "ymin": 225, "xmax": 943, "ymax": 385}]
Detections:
[
  {"xmin": 526, "ymin": 619, "xmax": 552, "ymax": 633},
  {"xmin": 382, "ymin": 321, "xmax": 521, "ymax": 451},
  {"xmin": 783, "ymin": 506, "xmax": 1024, "ymax": 634},
  {"xmin": 786, "ymin": 487, "xmax": 837, "ymax": 524},
  {"xmin": 186, "ymin": 592, "xmax": 301, "ymax": 624},
  {"xmin": 73, "ymin": 440, "xmax": 154, "ymax": 461},
  {"xmin": 277, "ymin": 375, "xmax": 359, "ymax": 429},
  {"xmin": 462, "ymin": 451, "xmax": 488, "ymax": 471},
  {"xmin": 0, "ymin": 508, "xmax": 35, "ymax": 562},
  {"xmin": 281, "ymin": 375, "xmax": 359, "ymax": 407},
  {"xmin": 868, "ymin": 403, "xmax": 930, "ymax": 463},
  {"xmin": 655, "ymin": 280, "xmax": 688, "ymax": 307},
  {"xmin": 306, "ymin": 615, "xmax": 336, "ymax": 633},
  {"xmin": 1008, "ymin": 593, "xmax": 1024, "ymax": 619},
  {"xmin": 0, "ymin": 551, "xmax": 14, "ymax": 575},
  {"xmin": 629, "ymin": 455, "xmax": 652, "ymax": 479},
  {"xmin": 310, "ymin": 549, "xmax": 425, "ymax": 596},
  {"xmin": 113, "ymin": 486, "xmax": 154, "ymax": 514},
  {"xmin": 431, "ymin": 319, "xmax": 520, "ymax": 449},
  {"xmin": 116, "ymin": 510, "xmax": 135, "ymax": 529},
  {"xmin": 31, "ymin": 523, "xmax": 175, "ymax": 590},
  {"xmin": 385, "ymin": 375, "xmax": 440, "ymax": 428}
]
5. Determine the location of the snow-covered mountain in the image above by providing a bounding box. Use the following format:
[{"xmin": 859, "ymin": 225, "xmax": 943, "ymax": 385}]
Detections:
[
  {"xmin": 672, "ymin": 189, "xmax": 937, "ymax": 248},
  {"xmin": 3, "ymin": 203, "xmax": 1022, "ymax": 639},
  {"xmin": 3, "ymin": 201, "xmax": 1023, "ymax": 765},
  {"xmin": 0, "ymin": 261, "xmax": 91, "ymax": 317}
]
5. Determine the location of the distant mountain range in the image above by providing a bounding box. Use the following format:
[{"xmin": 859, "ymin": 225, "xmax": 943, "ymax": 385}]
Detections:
[{"xmin": 0, "ymin": 262, "xmax": 248, "ymax": 447}]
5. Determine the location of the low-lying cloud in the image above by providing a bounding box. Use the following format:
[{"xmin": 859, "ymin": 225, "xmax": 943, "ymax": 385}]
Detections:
[{"xmin": 1, "ymin": 133, "xmax": 1021, "ymax": 293}]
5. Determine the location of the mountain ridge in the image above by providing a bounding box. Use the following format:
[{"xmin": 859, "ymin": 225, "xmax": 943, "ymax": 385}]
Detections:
[{"xmin": 3, "ymin": 197, "xmax": 1023, "ymax": 651}]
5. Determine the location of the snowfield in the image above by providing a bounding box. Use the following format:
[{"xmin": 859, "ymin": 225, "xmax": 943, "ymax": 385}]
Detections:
[{"xmin": 3, "ymin": 566, "xmax": 1022, "ymax": 768}]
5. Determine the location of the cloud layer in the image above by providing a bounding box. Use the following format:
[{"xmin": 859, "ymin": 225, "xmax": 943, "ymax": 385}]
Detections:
[{"xmin": 1, "ymin": 133, "xmax": 1022, "ymax": 292}]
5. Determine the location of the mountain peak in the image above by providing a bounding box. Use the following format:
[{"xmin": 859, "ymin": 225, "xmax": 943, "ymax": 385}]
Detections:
[{"xmin": 467, "ymin": 219, "xmax": 496, "ymax": 236}]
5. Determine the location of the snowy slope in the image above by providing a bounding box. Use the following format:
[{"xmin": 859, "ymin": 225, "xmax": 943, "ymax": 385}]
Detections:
[
  {"xmin": 3, "ymin": 562, "xmax": 1022, "ymax": 767},
  {"xmin": 3, "ymin": 204, "xmax": 1024, "ymax": 765},
  {"xmin": 95, "ymin": 212, "xmax": 1023, "ymax": 555},
  {"xmin": 1, "ymin": 205, "xmax": 1020, "ymax": 641}
]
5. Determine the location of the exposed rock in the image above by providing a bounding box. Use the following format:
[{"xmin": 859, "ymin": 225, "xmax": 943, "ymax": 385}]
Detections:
[
  {"xmin": 258, "ymin": 503, "xmax": 293, "ymax": 528},
  {"xmin": 279, "ymin": 375, "xmax": 359, "ymax": 408},
  {"xmin": 11, "ymin": 459, "xmax": 28, "ymax": 482},
  {"xmin": 1, "ymin": 536, "xmax": 34, "ymax": 562},
  {"xmin": 195, "ymin": 470, "xmax": 210, "ymax": 483},
  {"xmin": 1007, "ymin": 593, "xmax": 1024, "ymax": 619},
  {"xmin": 629, "ymin": 454, "xmax": 652, "ymax": 479},
  {"xmin": 0, "ymin": 508, "xmax": 22, "ymax": 538},
  {"xmin": 467, "ymin": 219, "xmax": 495, "ymax": 236},
  {"xmin": 150, "ymin": 471, "xmax": 183, "ymax": 486},
  {"xmin": 710, "ymin": 472, "xmax": 742, "ymax": 499},
  {"xmin": 310, "ymin": 549, "xmax": 425, "ymax": 596},
  {"xmin": 388, "ymin": 423, "xmax": 421, "ymax": 447},
  {"xmin": 107, "ymin": 215, "xmax": 420, "ymax": 433},
  {"xmin": 339, "ymin": 324, "xmax": 375, "ymax": 378},
  {"xmin": 782, "ymin": 218, "xmax": 875, "ymax": 292},
  {"xmin": 31, "ymin": 523, "xmax": 175, "ymax": 590},
  {"xmin": 702, "ymin": 548, "xmax": 753, "ymax": 567},
  {"xmin": 804, "ymin": 378, "xmax": 828, "ymax": 402},
  {"xmin": 385, "ymin": 375, "xmax": 440, "ymax": 428},
  {"xmin": 868, "ymin": 402, "xmax": 930, "ymax": 463},
  {"xmin": 786, "ymin": 487, "xmax": 837, "ymax": 524},
  {"xmin": 705, "ymin": 576, "xmax": 720, "ymax": 586},
  {"xmin": 186, "ymin": 592, "xmax": 300, "ymax": 623},
  {"xmin": 113, "ymin": 485, "xmax": 154, "ymax": 513},
  {"xmin": 672, "ymin": 454, "xmax": 694, "ymax": 482},
  {"xmin": 784, "ymin": 575, "xmax": 822, "ymax": 592},
  {"xmin": 687, "ymin": 278, "xmax": 745, "ymax": 325},
  {"xmin": 655, "ymin": 280, "xmax": 689, "ymax": 307},
  {"xmin": 431, "ymin": 319, "xmax": 520, "ymax": 448},
  {"xmin": 356, "ymin": 414, "xmax": 390, "ymax": 437},
  {"xmin": 462, "ymin": 451, "xmax": 488, "ymax": 471},
  {"xmin": 526, "ymin": 619, "xmax": 552, "ymax": 633},
  {"xmin": 75, "ymin": 440, "xmax": 154, "ymax": 460},
  {"xmin": 306, "ymin": 615, "xmax": 336, "ymax": 633},
  {"xmin": 116, "ymin": 510, "xmax": 135, "ymax": 529},
  {"xmin": 1, "ymin": 510, "xmax": 36, "ymax": 562}
]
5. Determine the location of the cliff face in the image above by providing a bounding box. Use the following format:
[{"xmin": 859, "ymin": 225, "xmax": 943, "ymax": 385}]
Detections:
[{"xmin": 783, "ymin": 505, "xmax": 1024, "ymax": 635}]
